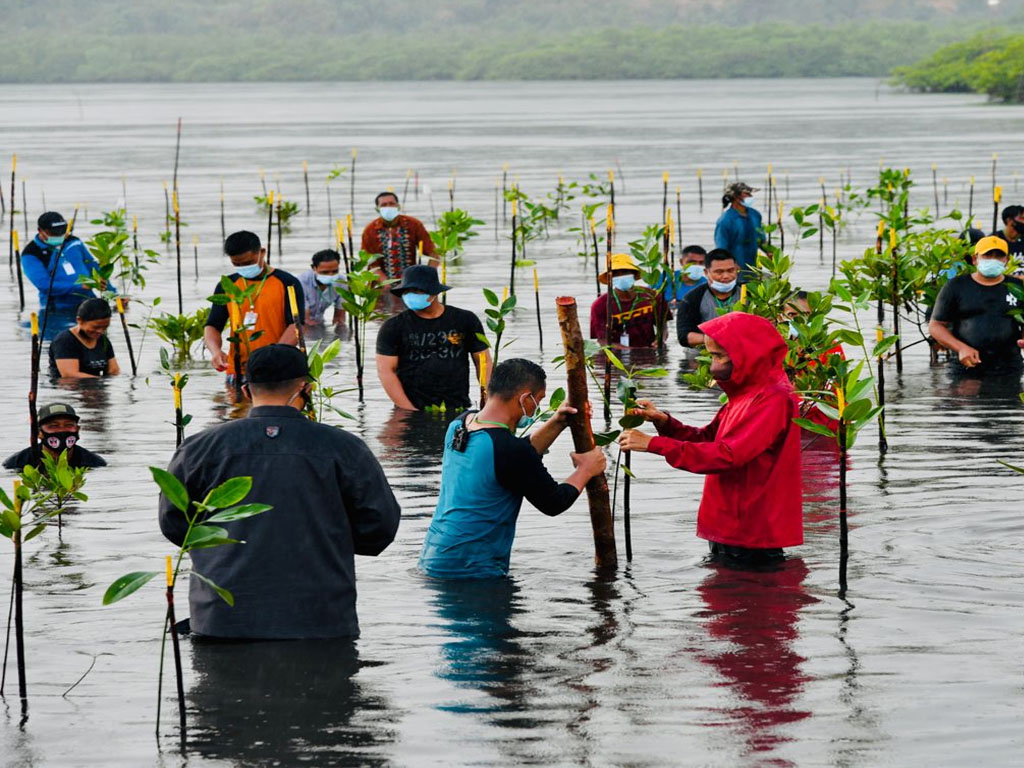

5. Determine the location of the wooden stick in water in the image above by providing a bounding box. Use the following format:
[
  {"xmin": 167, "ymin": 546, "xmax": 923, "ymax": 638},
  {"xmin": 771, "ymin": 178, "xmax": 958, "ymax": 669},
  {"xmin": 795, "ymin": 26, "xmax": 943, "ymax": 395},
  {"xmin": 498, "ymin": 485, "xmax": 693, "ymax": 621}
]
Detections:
[
  {"xmin": 8, "ymin": 155, "xmax": 15, "ymax": 269},
  {"xmin": 164, "ymin": 556, "xmax": 187, "ymax": 737},
  {"xmin": 173, "ymin": 374, "xmax": 184, "ymax": 447},
  {"xmin": 288, "ymin": 285, "xmax": 306, "ymax": 356},
  {"xmin": 303, "ymin": 160, "xmax": 310, "ymax": 215},
  {"xmin": 838, "ymin": 418, "xmax": 849, "ymax": 598},
  {"xmin": 192, "ymin": 236, "xmax": 199, "ymax": 279},
  {"xmin": 555, "ymin": 296, "xmax": 617, "ymax": 569},
  {"xmin": 173, "ymin": 190, "xmax": 183, "ymax": 314},
  {"xmin": 623, "ymin": 450, "xmax": 633, "ymax": 562},
  {"xmin": 29, "ymin": 312, "xmax": 39, "ymax": 445},
  {"xmin": 675, "ymin": 187, "xmax": 683, "ymax": 253},
  {"xmin": 508, "ymin": 198, "xmax": 518, "ymax": 297},
  {"xmin": 876, "ymin": 327, "xmax": 888, "ymax": 455},
  {"xmin": 697, "ymin": 167, "xmax": 703, "ymax": 213},
  {"xmin": 661, "ymin": 172, "xmax": 668, "ymax": 227},
  {"xmin": 603, "ymin": 204, "xmax": 614, "ymax": 422},
  {"xmin": 533, "ymin": 268, "xmax": 543, "ymax": 350},
  {"xmin": 265, "ymin": 189, "xmax": 274, "ymax": 265},
  {"xmin": 993, "ymin": 185, "xmax": 1002, "ymax": 235},
  {"xmin": 229, "ymin": 303, "xmax": 243, "ymax": 400},
  {"xmin": 116, "ymin": 298, "xmax": 137, "ymax": 376},
  {"xmin": 14, "ymin": 230, "xmax": 24, "ymax": 312}
]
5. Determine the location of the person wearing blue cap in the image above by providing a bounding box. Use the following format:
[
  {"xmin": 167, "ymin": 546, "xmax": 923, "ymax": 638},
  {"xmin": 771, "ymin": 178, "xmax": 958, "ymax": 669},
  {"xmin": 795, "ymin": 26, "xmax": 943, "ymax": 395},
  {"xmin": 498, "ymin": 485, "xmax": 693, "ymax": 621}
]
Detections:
[
  {"xmin": 159, "ymin": 344, "xmax": 401, "ymax": 639},
  {"xmin": 375, "ymin": 265, "xmax": 491, "ymax": 411}
]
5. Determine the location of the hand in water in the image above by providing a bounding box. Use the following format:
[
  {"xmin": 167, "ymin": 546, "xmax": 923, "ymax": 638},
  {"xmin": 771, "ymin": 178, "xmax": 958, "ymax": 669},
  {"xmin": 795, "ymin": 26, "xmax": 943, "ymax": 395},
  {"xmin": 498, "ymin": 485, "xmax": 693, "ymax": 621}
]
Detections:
[{"xmin": 618, "ymin": 429, "xmax": 653, "ymax": 453}]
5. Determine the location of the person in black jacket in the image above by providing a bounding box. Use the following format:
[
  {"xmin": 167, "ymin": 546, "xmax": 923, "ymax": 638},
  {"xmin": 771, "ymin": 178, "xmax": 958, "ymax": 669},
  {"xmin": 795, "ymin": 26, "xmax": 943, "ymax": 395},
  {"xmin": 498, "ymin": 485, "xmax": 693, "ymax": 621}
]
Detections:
[
  {"xmin": 676, "ymin": 249, "xmax": 742, "ymax": 348},
  {"xmin": 158, "ymin": 344, "xmax": 401, "ymax": 640},
  {"xmin": 3, "ymin": 402, "xmax": 107, "ymax": 472}
]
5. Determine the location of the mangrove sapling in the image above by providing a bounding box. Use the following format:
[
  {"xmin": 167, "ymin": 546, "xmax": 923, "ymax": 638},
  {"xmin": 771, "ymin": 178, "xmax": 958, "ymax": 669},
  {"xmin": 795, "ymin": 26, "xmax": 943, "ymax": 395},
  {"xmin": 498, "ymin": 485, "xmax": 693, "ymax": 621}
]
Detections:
[
  {"xmin": 336, "ymin": 252, "xmax": 389, "ymax": 403},
  {"xmin": 209, "ymin": 275, "xmax": 268, "ymax": 394},
  {"xmin": 102, "ymin": 469, "xmax": 271, "ymax": 740},
  {"xmin": 430, "ymin": 209, "xmax": 484, "ymax": 262},
  {"xmin": 793, "ymin": 359, "xmax": 883, "ymax": 599},
  {"xmin": 626, "ymin": 224, "xmax": 672, "ymax": 349},
  {"xmin": 478, "ymin": 288, "xmax": 517, "ymax": 369},
  {"xmin": 306, "ymin": 339, "xmax": 354, "ymax": 423},
  {"xmin": 0, "ymin": 456, "xmax": 89, "ymax": 703}
]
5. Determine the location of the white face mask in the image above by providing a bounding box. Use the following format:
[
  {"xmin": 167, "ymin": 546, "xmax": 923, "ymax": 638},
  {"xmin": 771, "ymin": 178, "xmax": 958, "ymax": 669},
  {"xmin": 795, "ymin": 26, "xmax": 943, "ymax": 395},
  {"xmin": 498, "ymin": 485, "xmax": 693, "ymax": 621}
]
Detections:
[
  {"xmin": 710, "ymin": 279, "xmax": 737, "ymax": 293},
  {"xmin": 379, "ymin": 206, "xmax": 400, "ymax": 222}
]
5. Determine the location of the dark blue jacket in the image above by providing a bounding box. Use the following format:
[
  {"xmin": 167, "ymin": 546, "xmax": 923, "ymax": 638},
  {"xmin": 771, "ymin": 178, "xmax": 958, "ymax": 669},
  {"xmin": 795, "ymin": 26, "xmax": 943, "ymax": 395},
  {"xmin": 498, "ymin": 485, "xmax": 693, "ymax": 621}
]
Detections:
[{"xmin": 21, "ymin": 235, "xmax": 113, "ymax": 312}]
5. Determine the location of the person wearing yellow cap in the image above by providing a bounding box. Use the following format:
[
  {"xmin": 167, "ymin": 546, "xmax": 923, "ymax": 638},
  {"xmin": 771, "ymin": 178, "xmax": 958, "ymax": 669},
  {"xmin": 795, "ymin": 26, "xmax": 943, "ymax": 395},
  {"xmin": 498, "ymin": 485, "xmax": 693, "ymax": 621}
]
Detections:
[
  {"xmin": 929, "ymin": 235, "xmax": 1024, "ymax": 376},
  {"xmin": 589, "ymin": 253, "xmax": 669, "ymax": 348}
]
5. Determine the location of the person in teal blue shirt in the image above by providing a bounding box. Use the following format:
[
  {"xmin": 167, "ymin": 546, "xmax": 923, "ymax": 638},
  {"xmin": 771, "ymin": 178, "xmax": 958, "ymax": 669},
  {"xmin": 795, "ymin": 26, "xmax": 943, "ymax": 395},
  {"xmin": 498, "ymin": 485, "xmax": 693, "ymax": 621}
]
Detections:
[
  {"xmin": 419, "ymin": 358, "xmax": 606, "ymax": 579},
  {"xmin": 714, "ymin": 182, "xmax": 763, "ymax": 279}
]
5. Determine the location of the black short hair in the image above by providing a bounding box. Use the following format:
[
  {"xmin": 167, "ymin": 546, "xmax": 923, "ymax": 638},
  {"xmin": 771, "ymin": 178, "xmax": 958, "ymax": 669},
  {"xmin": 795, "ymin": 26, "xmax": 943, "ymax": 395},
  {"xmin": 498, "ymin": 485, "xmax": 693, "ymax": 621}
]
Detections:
[
  {"xmin": 312, "ymin": 249, "xmax": 341, "ymax": 268},
  {"xmin": 247, "ymin": 377, "xmax": 306, "ymax": 396},
  {"xmin": 77, "ymin": 298, "xmax": 112, "ymax": 321},
  {"xmin": 1002, "ymin": 205, "xmax": 1024, "ymax": 224},
  {"xmin": 224, "ymin": 230, "xmax": 261, "ymax": 257},
  {"xmin": 705, "ymin": 248, "xmax": 737, "ymax": 268},
  {"xmin": 375, "ymin": 191, "xmax": 399, "ymax": 207},
  {"xmin": 721, "ymin": 195, "xmax": 731, "ymax": 209},
  {"xmin": 681, "ymin": 244, "xmax": 707, "ymax": 258},
  {"xmin": 487, "ymin": 358, "xmax": 546, "ymax": 399}
]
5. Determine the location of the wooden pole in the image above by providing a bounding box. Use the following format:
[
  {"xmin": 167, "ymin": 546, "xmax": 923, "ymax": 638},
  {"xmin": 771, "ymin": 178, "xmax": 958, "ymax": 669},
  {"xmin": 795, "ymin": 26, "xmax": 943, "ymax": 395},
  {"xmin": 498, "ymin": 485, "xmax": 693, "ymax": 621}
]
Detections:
[
  {"xmin": 875, "ymin": 222, "xmax": 885, "ymax": 325},
  {"xmin": 696, "ymin": 168, "xmax": 703, "ymax": 213},
  {"xmin": 13, "ymin": 481, "xmax": 26, "ymax": 700},
  {"xmin": 555, "ymin": 297, "xmax": 617, "ymax": 569},
  {"xmin": 173, "ymin": 190, "xmax": 182, "ymax": 314},
  {"xmin": 288, "ymin": 285, "xmax": 306, "ymax": 355},
  {"xmin": 508, "ymin": 198, "xmax": 518, "ymax": 297},
  {"xmin": 876, "ymin": 327, "xmax": 888, "ymax": 455},
  {"xmin": 164, "ymin": 557, "xmax": 186, "ymax": 736},
  {"xmin": 265, "ymin": 189, "xmax": 274, "ymax": 266},
  {"xmin": 171, "ymin": 117, "xmax": 182, "ymax": 195},
  {"xmin": 303, "ymin": 160, "xmax": 310, "ymax": 215},
  {"xmin": 14, "ymin": 230, "xmax": 24, "ymax": 311},
  {"xmin": 603, "ymin": 205, "xmax": 614, "ymax": 422},
  {"xmin": 29, "ymin": 313, "xmax": 39, "ymax": 446},
  {"xmin": 661, "ymin": 172, "xmax": 668, "ymax": 227},
  {"xmin": 8, "ymin": 155, "xmax": 15, "ymax": 269},
  {"xmin": 891, "ymin": 230, "xmax": 903, "ymax": 375},
  {"xmin": 623, "ymin": 450, "xmax": 633, "ymax": 562},
  {"xmin": 838, "ymin": 418, "xmax": 848, "ymax": 598},
  {"xmin": 276, "ymin": 194, "xmax": 283, "ymax": 262},
  {"xmin": 229, "ymin": 303, "xmax": 243, "ymax": 399},
  {"xmin": 116, "ymin": 298, "xmax": 137, "ymax": 376},
  {"xmin": 993, "ymin": 186, "xmax": 1002, "ymax": 235}
]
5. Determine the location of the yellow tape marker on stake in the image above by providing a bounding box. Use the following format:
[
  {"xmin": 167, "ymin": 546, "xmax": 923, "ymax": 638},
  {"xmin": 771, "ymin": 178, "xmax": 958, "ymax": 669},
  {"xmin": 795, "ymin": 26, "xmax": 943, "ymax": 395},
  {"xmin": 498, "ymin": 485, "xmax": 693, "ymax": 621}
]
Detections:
[
  {"xmin": 30, "ymin": 312, "xmax": 38, "ymax": 336},
  {"xmin": 166, "ymin": 555, "xmax": 174, "ymax": 588},
  {"xmin": 994, "ymin": 186, "xmax": 1003, "ymax": 203},
  {"xmin": 173, "ymin": 373, "xmax": 182, "ymax": 410},
  {"xmin": 287, "ymin": 285, "xmax": 300, "ymax": 321},
  {"xmin": 13, "ymin": 230, "xmax": 19, "ymax": 252}
]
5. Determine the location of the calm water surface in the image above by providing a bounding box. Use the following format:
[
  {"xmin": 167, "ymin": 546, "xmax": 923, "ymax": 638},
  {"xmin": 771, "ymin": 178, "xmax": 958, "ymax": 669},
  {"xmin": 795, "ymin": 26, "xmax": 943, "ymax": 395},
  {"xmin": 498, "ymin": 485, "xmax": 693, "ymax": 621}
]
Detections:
[{"xmin": 0, "ymin": 79, "xmax": 1022, "ymax": 767}]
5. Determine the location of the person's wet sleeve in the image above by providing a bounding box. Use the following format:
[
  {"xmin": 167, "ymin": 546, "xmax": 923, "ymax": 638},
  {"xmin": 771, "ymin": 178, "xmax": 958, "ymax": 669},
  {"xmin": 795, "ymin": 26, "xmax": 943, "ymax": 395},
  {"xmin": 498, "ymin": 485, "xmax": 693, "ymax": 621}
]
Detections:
[
  {"xmin": 206, "ymin": 280, "xmax": 228, "ymax": 331},
  {"xmin": 930, "ymin": 279, "xmax": 957, "ymax": 323},
  {"xmin": 340, "ymin": 442, "xmax": 401, "ymax": 556},
  {"xmin": 494, "ymin": 434, "xmax": 580, "ymax": 517},
  {"xmin": 21, "ymin": 251, "xmax": 50, "ymax": 293},
  {"xmin": 649, "ymin": 392, "xmax": 791, "ymax": 474}
]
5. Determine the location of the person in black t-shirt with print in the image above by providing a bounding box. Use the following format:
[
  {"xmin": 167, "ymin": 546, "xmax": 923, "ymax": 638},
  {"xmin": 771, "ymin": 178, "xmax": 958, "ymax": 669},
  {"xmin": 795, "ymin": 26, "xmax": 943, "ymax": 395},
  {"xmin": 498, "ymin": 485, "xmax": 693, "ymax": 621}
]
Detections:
[
  {"xmin": 375, "ymin": 265, "xmax": 492, "ymax": 411},
  {"xmin": 48, "ymin": 298, "xmax": 120, "ymax": 379},
  {"xmin": 930, "ymin": 236, "xmax": 1024, "ymax": 377}
]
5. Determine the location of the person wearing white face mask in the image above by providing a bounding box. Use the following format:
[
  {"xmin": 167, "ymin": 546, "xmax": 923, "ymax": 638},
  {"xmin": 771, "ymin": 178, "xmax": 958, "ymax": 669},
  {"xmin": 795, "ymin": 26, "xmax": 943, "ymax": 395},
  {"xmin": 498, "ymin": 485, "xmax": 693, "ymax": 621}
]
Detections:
[
  {"xmin": 929, "ymin": 235, "xmax": 1024, "ymax": 376},
  {"xmin": 375, "ymin": 265, "xmax": 491, "ymax": 411},
  {"xmin": 362, "ymin": 191, "xmax": 438, "ymax": 286},
  {"xmin": 589, "ymin": 253, "xmax": 670, "ymax": 348},
  {"xmin": 677, "ymin": 249, "xmax": 743, "ymax": 348},
  {"xmin": 298, "ymin": 249, "xmax": 347, "ymax": 326}
]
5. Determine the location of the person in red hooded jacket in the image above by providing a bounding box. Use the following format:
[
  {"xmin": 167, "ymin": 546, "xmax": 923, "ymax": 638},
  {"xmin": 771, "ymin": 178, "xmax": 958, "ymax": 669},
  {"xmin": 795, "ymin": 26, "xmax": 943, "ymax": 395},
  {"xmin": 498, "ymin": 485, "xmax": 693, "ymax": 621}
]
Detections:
[{"xmin": 618, "ymin": 311, "xmax": 802, "ymax": 564}]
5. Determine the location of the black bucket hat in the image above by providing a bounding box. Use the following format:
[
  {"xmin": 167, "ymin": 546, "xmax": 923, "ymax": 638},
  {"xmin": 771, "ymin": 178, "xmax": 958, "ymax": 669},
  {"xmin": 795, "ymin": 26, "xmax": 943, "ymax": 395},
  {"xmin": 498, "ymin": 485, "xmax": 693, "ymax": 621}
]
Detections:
[{"xmin": 391, "ymin": 265, "xmax": 451, "ymax": 296}]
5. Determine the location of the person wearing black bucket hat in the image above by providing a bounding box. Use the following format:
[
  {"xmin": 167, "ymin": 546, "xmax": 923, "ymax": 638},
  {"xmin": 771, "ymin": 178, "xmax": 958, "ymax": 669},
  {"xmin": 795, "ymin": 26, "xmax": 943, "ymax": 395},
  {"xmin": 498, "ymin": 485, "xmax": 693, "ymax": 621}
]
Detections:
[
  {"xmin": 21, "ymin": 211, "xmax": 117, "ymax": 315},
  {"xmin": 3, "ymin": 402, "xmax": 107, "ymax": 472},
  {"xmin": 375, "ymin": 265, "xmax": 491, "ymax": 411},
  {"xmin": 159, "ymin": 344, "xmax": 400, "ymax": 639}
]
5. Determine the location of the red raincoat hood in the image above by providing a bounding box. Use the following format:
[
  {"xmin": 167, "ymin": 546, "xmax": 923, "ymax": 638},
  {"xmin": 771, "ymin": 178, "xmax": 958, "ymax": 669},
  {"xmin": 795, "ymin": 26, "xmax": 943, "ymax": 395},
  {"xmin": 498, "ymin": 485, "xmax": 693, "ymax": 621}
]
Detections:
[{"xmin": 699, "ymin": 312, "xmax": 790, "ymax": 396}]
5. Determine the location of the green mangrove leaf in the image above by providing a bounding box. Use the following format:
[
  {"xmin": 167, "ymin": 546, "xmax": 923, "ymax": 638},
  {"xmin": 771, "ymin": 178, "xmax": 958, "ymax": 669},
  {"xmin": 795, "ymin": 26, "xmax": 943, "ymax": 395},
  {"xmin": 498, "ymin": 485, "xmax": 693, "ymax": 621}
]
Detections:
[
  {"xmin": 593, "ymin": 430, "xmax": 621, "ymax": 447},
  {"xmin": 205, "ymin": 503, "xmax": 272, "ymax": 523},
  {"xmin": 619, "ymin": 414, "xmax": 644, "ymax": 429},
  {"xmin": 23, "ymin": 524, "xmax": 48, "ymax": 542},
  {"xmin": 102, "ymin": 570, "xmax": 161, "ymax": 605},
  {"xmin": 191, "ymin": 571, "xmax": 235, "ymax": 607},
  {"xmin": 150, "ymin": 467, "xmax": 189, "ymax": 513},
  {"xmin": 184, "ymin": 524, "xmax": 240, "ymax": 551},
  {"xmin": 793, "ymin": 418, "xmax": 836, "ymax": 439},
  {"xmin": 203, "ymin": 477, "xmax": 253, "ymax": 509}
]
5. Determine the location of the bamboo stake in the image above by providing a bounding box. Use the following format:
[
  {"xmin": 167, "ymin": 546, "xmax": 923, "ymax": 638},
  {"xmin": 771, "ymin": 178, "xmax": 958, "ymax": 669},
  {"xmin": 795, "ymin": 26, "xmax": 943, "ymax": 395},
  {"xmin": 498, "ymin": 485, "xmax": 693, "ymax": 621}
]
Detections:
[
  {"xmin": 288, "ymin": 285, "xmax": 306, "ymax": 356},
  {"xmin": 608, "ymin": 169, "xmax": 615, "ymax": 209},
  {"xmin": 8, "ymin": 155, "xmax": 15, "ymax": 269},
  {"xmin": 229, "ymin": 303, "xmax": 243, "ymax": 399},
  {"xmin": 696, "ymin": 168, "xmax": 703, "ymax": 212},
  {"xmin": 14, "ymin": 230, "xmax": 24, "ymax": 311},
  {"xmin": 993, "ymin": 185, "xmax": 1002, "ymax": 235},
  {"xmin": 675, "ymin": 187, "xmax": 683, "ymax": 252},
  {"xmin": 173, "ymin": 374, "xmax": 184, "ymax": 447},
  {"xmin": 116, "ymin": 298, "xmax": 137, "ymax": 376},
  {"xmin": 29, "ymin": 311, "xmax": 39, "ymax": 446},
  {"xmin": 623, "ymin": 451, "xmax": 632, "ymax": 562},
  {"xmin": 603, "ymin": 204, "xmax": 614, "ymax": 422},
  {"xmin": 533, "ymin": 268, "xmax": 543, "ymax": 350},
  {"xmin": 661, "ymin": 172, "xmax": 668, "ymax": 226},
  {"xmin": 875, "ymin": 222, "xmax": 885, "ymax": 325},
  {"xmin": 590, "ymin": 217, "xmax": 600, "ymax": 297},
  {"xmin": 13, "ymin": 480, "xmax": 26, "ymax": 701},
  {"xmin": 509, "ymin": 198, "xmax": 518, "ymax": 297},
  {"xmin": 162, "ymin": 181, "xmax": 170, "ymax": 245},
  {"xmin": 349, "ymin": 148, "xmax": 357, "ymax": 222},
  {"xmin": 778, "ymin": 200, "xmax": 785, "ymax": 252},
  {"xmin": 164, "ymin": 556, "xmax": 186, "ymax": 737},
  {"xmin": 275, "ymin": 193, "xmax": 283, "ymax": 262},
  {"xmin": 265, "ymin": 189, "xmax": 274, "ymax": 265},
  {"xmin": 173, "ymin": 190, "xmax": 182, "ymax": 314},
  {"xmin": 303, "ymin": 160, "xmax": 310, "ymax": 215},
  {"xmin": 171, "ymin": 118, "xmax": 182, "ymax": 195},
  {"xmin": 891, "ymin": 229, "xmax": 903, "ymax": 375},
  {"xmin": 876, "ymin": 327, "xmax": 888, "ymax": 455},
  {"xmin": 838, "ymin": 417, "xmax": 849, "ymax": 598},
  {"xmin": 991, "ymin": 152, "xmax": 998, "ymax": 202},
  {"xmin": 555, "ymin": 297, "xmax": 617, "ymax": 569}
]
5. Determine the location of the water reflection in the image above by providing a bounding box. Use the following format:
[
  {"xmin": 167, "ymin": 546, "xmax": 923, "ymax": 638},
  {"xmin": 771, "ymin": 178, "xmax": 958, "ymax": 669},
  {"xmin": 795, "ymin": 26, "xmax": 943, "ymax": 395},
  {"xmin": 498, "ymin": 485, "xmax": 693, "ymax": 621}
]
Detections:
[
  {"xmin": 426, "ymin": 577, "xmax": 528, "ymax": 717},
  {"xmin": 696, "ymin": 558, "xmax": 816, "ymax": 761},
  {"xmin": 187, "ymin": 639, "xmax": 396, "ymax": 767},
  {"xmin": 376, "ymin": 409, "xmax": 455, "ymax": 501}
]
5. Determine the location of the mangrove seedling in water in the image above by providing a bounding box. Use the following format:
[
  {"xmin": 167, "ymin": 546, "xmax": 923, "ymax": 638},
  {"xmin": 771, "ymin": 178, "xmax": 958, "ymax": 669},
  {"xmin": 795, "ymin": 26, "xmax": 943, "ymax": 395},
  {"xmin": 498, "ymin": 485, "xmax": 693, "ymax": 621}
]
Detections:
[
  {"xmin": 254, "ymin": 193, "xmax": 299, "ymax": 230},
  {"xmin": 336, "ymin": 251, "xmax": 390, "ymax": 402},
  {"xmin": 102, "ymin": 469, "xmax": 271, "ymax": 740},
  {"xmin": 429, "ymin": 209, "xmax": 484, "ymax": 261},
  {"xmin": 149, "ymin": 307, "xmax": 211, "ymax": 362},
  {"xmin": 478, "ymin": 287, "xmax": 516, "ymax": 368},
  {"xmin": 306, "ymin": 339, "xmax": 354, "ymax": 422}
]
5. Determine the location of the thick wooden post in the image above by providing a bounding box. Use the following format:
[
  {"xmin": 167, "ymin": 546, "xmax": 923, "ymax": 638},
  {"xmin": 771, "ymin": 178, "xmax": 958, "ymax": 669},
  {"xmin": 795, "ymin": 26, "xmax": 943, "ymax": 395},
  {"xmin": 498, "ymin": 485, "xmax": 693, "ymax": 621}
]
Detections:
[{"xmin": 556, "ymin": 296, "xmax": 617, "ymax": 569}]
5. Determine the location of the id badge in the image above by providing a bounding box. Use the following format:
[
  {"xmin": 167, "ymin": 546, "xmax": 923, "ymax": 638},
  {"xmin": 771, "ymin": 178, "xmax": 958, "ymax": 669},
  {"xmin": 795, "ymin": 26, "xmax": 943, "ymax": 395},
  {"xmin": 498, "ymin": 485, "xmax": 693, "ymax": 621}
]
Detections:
[
  {"xmin": 63, "ymin": 261, "xmax": 76, "ymax": 276},
  {"xmin": 620, "ymin": 333, "xmax": 630, "ymax": 347},
  {"xmin": 244, "ymin": 311, "xmax": 258, "ymax": 327}
]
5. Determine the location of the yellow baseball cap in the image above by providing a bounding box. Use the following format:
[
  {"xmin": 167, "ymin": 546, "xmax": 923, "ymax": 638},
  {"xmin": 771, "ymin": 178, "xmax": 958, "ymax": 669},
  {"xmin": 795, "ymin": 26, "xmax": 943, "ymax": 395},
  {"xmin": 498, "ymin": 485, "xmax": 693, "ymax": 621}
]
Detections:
[
  {"xmin": 598, "ymin": 253, "xmax": 640, "ymax": 284},
  {"xmin": 974, "ymin": 235, "xmax": 1009, "ymax": 257}
]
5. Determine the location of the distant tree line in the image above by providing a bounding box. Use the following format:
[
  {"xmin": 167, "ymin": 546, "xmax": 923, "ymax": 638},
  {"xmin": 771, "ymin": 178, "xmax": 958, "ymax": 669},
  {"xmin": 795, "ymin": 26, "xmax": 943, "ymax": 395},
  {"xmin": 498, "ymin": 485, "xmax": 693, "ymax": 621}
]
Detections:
[
  {"xmin": 0, "ymin": 22, "xmax": 996, "ymax": 82},
  {"xmin": 892, "ymin": 34, "xmax": 1024, "ymax": 102}
]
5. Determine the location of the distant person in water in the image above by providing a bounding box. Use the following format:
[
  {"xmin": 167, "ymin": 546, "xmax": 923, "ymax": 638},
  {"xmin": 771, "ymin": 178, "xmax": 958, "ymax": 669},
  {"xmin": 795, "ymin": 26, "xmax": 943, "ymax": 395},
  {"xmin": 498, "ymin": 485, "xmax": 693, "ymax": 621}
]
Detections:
[
  {"xmin": 48, "ymin": 298, "xmax": 120, "ymax": 379},
  {"xmin": 419, "ymin": 358, "xmax": 607, "ymax": 579},
  {"xmin": 589, "ymin": 253, "xmax": 670, "ymax": 348},
  {"xmin": 3, "ymin": 402, "xmax": 106, "ymax": 472},
  {"xmin": 375, "ymin": 265, "xmax": 491, "ymax": 411},
  {"xmin": 619, "ymin": 312, "xmax": 803, "ymax": 566},
  {"xmin": 714, "ymin": 182, "xmax": 763, "ymax": 280},
  {"xmin": 993, "ymin": 204, "xmax": 1024, "ymax": 258},
  {"xmin": 362, "ymin": 191, "xmax": 437, "ymax": 284},
  {"xmin": 299, "ymin": 249, "xmax": 347, "ymax": 326},
  {"xmin": 21, "ymin": 211, "xmax": 116, "ymax": 315},
  {"xmin": 929, "ymin": 235, "xmax": 1024, "ymax": 377}
]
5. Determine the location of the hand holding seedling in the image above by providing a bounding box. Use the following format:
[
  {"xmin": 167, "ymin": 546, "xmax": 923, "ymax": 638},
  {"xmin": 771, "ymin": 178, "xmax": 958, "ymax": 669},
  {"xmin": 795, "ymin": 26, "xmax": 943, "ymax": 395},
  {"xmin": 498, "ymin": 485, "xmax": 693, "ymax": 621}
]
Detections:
[
  {"xmin": 628, "ymin": 398, "xmax": 669, "ymax": 427},
  {"xmin": 618, "ymin": 430, "xmax": 653, "ymax": 453}
]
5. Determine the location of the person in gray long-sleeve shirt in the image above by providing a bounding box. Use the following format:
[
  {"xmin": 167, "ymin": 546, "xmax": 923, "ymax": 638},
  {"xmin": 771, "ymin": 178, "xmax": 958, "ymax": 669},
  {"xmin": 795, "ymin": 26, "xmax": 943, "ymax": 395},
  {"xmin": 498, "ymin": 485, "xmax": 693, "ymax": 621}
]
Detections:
[{"xmin": 159, "ymin": 344, "xmax": 401, "ymax": 640}]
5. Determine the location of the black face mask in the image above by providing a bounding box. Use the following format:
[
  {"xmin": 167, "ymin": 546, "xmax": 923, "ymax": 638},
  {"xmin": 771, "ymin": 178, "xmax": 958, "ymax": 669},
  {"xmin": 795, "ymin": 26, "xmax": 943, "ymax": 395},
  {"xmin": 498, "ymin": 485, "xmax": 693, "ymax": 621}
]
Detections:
[{"xmin": 41, "ymin": 431, "xmax": 79, "ymax": 452}]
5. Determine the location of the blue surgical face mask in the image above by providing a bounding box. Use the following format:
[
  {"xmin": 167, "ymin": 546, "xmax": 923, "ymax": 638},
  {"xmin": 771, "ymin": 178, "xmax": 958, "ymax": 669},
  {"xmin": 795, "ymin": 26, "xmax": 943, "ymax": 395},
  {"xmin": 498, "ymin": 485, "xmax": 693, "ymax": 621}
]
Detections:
[
  {"xmin": 612, "ymin": 274, "xmax": 636, "ymax": 292},
  {"xmin": 741, "ymin": 196, "xmax": 754, "ymax": 207},
  {"xmin": 315, "ymin": 273, "xmax": 339, "ymax": 285},
  {"xmin": 45, "ymin": 235, "xmax": 65, "ymax": 247},
  {"xmin": 379, "ymin": 206, "xmax": 400, "ymax": 222},
  {"xmin": 517, "ymin": 393, "xmax": 540, "ymax": 430},
  {"xmin": 976, "ymin": 258, "xmax": 1006, "ymax": 278},
  {"xmin": 710, "ymin": 279, "xmax": 737, "ymax": 293},
  {"xmin": 683, "ymin": 264, "xmax": 705, "ymax": 281},
  {"xmin": 236, "ymin": 263, "xmax": 264, "ymax": 279},
  {"xmin": 402, "ymin": 292, "xmax": 432, "ymax": 312}
]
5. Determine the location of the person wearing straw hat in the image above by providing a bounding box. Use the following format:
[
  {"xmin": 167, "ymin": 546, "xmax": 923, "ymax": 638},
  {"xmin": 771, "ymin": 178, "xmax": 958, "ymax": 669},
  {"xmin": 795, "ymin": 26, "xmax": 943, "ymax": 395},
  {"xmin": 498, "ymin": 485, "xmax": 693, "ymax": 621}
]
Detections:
[
  {"xmin": 589, "ymin": 253, "xmax": 669, "ymax": 348},
  {"xmin": 3, "ymin": 402, "xmax": 107, "ymax": 472},
  {"xmin": 714, "ymin": 182, "xmax": 764, "ymax": 279},
  {"xmin": 929, "ymin": 235, "xmax": 1024, "ymax": 377},
  {"xmin": 376, "ymin": 265, "xmax": 491, "ymax": 411}
]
